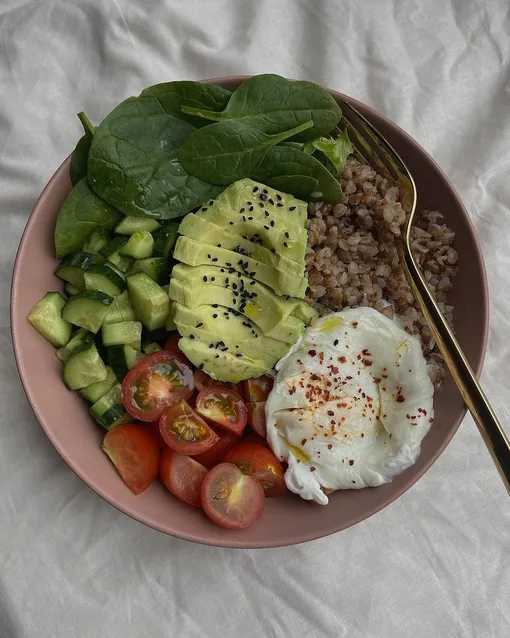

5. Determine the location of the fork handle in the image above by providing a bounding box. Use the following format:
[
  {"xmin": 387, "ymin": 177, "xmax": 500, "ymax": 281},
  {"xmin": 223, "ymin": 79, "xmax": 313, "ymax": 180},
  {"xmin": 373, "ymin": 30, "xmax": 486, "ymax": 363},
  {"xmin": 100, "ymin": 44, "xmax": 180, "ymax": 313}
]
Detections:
[{"xmin": 402, "ymin": 245, "xmax": 510, "ymax": 494}]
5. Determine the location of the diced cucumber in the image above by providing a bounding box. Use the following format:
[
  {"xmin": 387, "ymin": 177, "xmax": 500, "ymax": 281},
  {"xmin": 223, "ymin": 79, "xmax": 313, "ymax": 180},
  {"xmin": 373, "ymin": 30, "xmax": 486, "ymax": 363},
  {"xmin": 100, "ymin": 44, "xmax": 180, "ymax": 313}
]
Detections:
[
  {"xmin": 61, "ymin": 291, "xmax": 113, "ymax": 333},
  {"xmin": 84, "ymin": 264, "xmax": 125, "ymax": 297},
  {"xmin": 55, "ymin": 251, "xmax": 96, "ymax": 290},
  {"xmin": 64, "ymin": 283, "xmax": 81, "ymax": 297},
  {"xmin": 28, "ymin": 292, "xmax": 72, "ymax": 347},
  {"xmin": 56, "ymin": 328, "xmax": 95, "ymax": 363},
  {"xmin": 115, "ymin": 216, "xmax": 161, "ymax": 235},
  {"xmin": 99, "ymin": 236, "xmax": 132, "ymax": 272},
  {"xmin": 153, "ymin": 222, "xmax": 179, "ymax": 259},
  {"xmin": 127, "ymin": 273, "xmax": 169, "ymax": 331},
  {"xmin": 102, "ymin": 321, "xmax": 142, "ymax": 351},
  {"xmin": 63, "ymin": 342, "xmax": 107, "ymax": 390},
  {"xmin": 104, "ymin": 261, "xmax": 126, "ymax": 281},
  {"xmin": 142, "ymin": 342, "xmax": 162, "ymax": 355},
  {"xmin": 103, "ymin": 291, "xmax": 137, "ymax": 324},
  {"xmin": 82, "ymin": 229, "xmax": 111, "ymax": 264},
  {"xmin": 90, "ymin": 383, "xmax": 131, "ymax": 429},
  {"xmin": 107, "ymin": 345, "xmax": 141, "ymax": 380},
  {"xmin": 129, "ymin": 257, "xmax": 169, "ymax": 285},
  {"xmin": 79, "ymin": 366, "xmax": 117, "ymax": 403},
  {"xmin": 120, "ymin": 231, "xmax": 154, "ymax": 259}
]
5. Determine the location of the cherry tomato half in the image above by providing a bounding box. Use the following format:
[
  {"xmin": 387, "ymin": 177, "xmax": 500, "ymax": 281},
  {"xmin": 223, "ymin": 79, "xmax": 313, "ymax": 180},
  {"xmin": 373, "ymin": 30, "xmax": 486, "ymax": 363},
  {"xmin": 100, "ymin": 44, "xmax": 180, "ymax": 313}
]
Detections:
[
  {"xmin": 224, "ymin": 443, "xmax": 286, "ymax": 497},
  {"xmin": 195, "ymin": 387, "xmax": 247, "ymax": 436},
  {"xmin": 163, "ymin": 332, "xmax": 181, "ymax": 356},
  {"xmin": 247, "ymin": 401, "xmax": 267, "ymax": 437},
  {"xmin": 242, "ymin": 375, "xmax": 274, "ymax": 403},
  {"xmin": 159, "ymin": 401, "xmax": 219, "ymax": 455},
  {"xmin": 193, "ymin": 428, "xmax": 240, "ymax": 469},
  {"xmin": 122, "ymin": 351, "xmax": 194, "ymax": 422},
  {"xmin": 194, "ymin": 369, "xmax": 241, "ymax": 394},
  {"xmin": 160, "ymin": 447, "xmax": 208, "ymax": 507},
  {"xmin": 201, "ymin": 463, "xmax": 265, "ymax": 530},
  {"xmin": 102, "ymin": 424, "xmax": 160, "ymax": 495}
]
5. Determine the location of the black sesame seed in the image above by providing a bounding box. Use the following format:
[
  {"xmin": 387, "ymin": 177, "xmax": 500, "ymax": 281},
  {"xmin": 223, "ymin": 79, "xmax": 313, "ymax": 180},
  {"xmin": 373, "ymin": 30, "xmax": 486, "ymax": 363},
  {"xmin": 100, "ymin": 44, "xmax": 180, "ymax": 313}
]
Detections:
[
  {"xmin": 209, "ymin": 343, "xmax": 214, "ymax": 348},
  {"xmin": 283, "ymin": 242, "xmax": 288, "ymax": 247},
  {"xmin": 201, "ymin": 207, "xmax": 208, "ymax": 212},
  {"xmin": 203, "ymin": 276, "xmax": 208, "ymax": 283},
  {"xmin": 284, "ymin": 232, "xmax": 290, "ymax": 238},
  {"xmin": 248, "ymin": 216, "xmax": 253, "ymax": 221},
  {"xmin": 212, "ymin": 257, "xmax": 218, "ymax": 262},
  {"xmin": 236, "ymin": 353, "xmax": 243, "ymax": 358},
  {"xmin": 334, "ymin": 339, "xmax": 339, "ymax": 346},
  {"xmin": 226, "ymin": 262, "xmax": 232, "ymax": 267},
  {"xmin": 232, "ymin": 299, "xmax": 236, "ymax": 304},
  {"xmin": 229, "ymin": 221, "xmax": 234, "ymax": 225},
  {"xmin": 207, "ymin": 254, "xmax": 211, "ymax": 259},
  {"xmin": 228, "ymin": 268, "xmax": 235, "ymax": 274},
  {"xmin": 249, "ymin": 206, "xmax": 254, "ymax": 212},
  {"xmin": 196, "ymin": 322, "xmax": 203, "ymax": 328},
  {"xmin": 260, "ymin": 192, "xmax": 267, "ymax": 201},
  {"xmin": 258, "ymin": 202, "xmax": 264, "ymax": 208},
  {"xmin": 277, "ymin": 203, "xmax": 284, "ymax": 208},
  {"xmin": 253, "ymin": 186, "xmax": 258, "ymax": 193},
  {"xmin": 215, "ymin": 354, "xmax": 220, "ymax": 359},
  {"xmin": 189, "ymin": 334, "xmax": 195, "ymax": 340},
  {"xmin": 242, "ymin": 216, "xmax": 247, "ymax": 222},
  {"xmin": 270, "ymin": 220, "xmax": 275, "ymax": 227},
  {"xmin": 213, "ymin": 314, "xmax": 218, "ymax": 318},
  {"xmin": 270, "ymin": 248, "xmax": 276, "ymax": 254},
  {"xmin": 264, "ymin": 211, "xmax": 269, "ymax": 217},
  {"xmin": 250, "ymin": 280, "xmax": 256, "ymax": 285},
  {"xmin": 289, "ymin": 206, "xmax": 296, "ymax": 211},
  {"xmin": 199, "ymin": 363, "xmax": 204, "ymax": 370},
  {"xmin": 249, "ymin": 271, "xmax": 256, "ymax": 277},
  {"xmin": 211, "ymin": 277, "xmax": 215, "ymax": 282},
  {"xmin": 264, "ymin": 225, "xmax": 270, "ymax": 230},
  {"xmin": 212, "ymin": 304, "xmax": 218, "ymax": 308},
  {"xmin": 225, "ymin": 277, "xmax": 229, "ymax": 284},
  {"xmin": 220, "ymin": 269, "xmax": 225, "ymax": 273},
  {"xmin": 233, "ymin": 291, "xmax": 239, "ymax": 297},
  {"xmin": 217, "ymin": 244, "xmax": 222, "ymax": 248},
  {"xmin": 240, "ymin": 207, "xmax": 245, "ymax": 213},
  {"xmin": 247, "ymin": 201, "xmax": 253, "ymax": 206},
  {"xmin": 232, "ymin": 283, "xmax": 238, "ymax": 290},
  {"xmin": 268, "ymin": 198, "xmax": 275, "ymax": 205},
  {"xmin": 276, "ymin": 193, "xmax": 282, "ymax": 201}
]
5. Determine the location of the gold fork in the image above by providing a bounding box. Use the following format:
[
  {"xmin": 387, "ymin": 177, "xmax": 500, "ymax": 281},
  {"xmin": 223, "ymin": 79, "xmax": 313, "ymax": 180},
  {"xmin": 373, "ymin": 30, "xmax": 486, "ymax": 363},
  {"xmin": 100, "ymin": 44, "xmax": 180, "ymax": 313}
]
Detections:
[{"xmin": 338, "ymin": 100, "xmax": 510, "ymax": 494}]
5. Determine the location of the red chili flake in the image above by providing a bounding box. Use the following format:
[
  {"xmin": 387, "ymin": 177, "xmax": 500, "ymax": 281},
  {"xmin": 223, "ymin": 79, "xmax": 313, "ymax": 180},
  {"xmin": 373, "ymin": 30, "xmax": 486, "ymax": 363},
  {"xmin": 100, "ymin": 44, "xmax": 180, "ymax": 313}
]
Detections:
[
  {"xmin": 308, "ymin": 350, "xmax": 317, "ymax": 357},
  {"xmin": 357, "ymin": 354, "xmax": 361, "ymax": 360},
  {"xmin": 373, "ymin": 377, "xmax": 381, "ymax": 383},
  {"xmin": 352, "ymin": 322, "xmax": 358, "ymax": 328},
  {"xmin": 429, "ymin": 417, "xmax": 434, "ymax": 423},
  {"xmin": 362, "ymin": 349, "xmax": 372, "ymax": 356},
  {"xmin": 297, "ymin": 360, "xmax": 302, "ymax": 365},
  {"xmin": 418, "ymin": 408, "xmax": 428, "ymax": 416},
  {"xmin": 330, "ymin": 366, "xmax": 339, "ymax": 374},
  {"xmin": 346, "ymin": 375, "xmax": 352, "ymax": 380},
  {"xmin": 327, "ymin": 444, "xmax": 333, "ymax": 450},
  {"xmin": 330, "ymin": 420, "xmax": 336, "ymax": 425},
  {"xmin": 289, "ymin": 386, "xmax": 296, "ymax": 395},
  {"xmin": 346, "ymin": 344, "xmax": 350, "ymax": 349},
  {"xmin": 310, "ymin": 466, "xmax": 316, "ymax": 472},
  {"xmin": 389, "ymin": 433, "xmax": 392, "ymax": 439},
  {"xmin": 362, "ymin": 359, "xmax": 373, "ymax": 367},
  {"xmin": 301, "ymin": 438, "xmax": 307, "ymax": 446},
  {"xmin": 411, "ymin": 423, "xmax": 417, "ymax": 427},
  {"xmin": 338, "ymin": 356, "xmax": 346, "ymax": 364},
  {"xmin": 396, "ymin": 396, "xmax": 405, "ymax": 403},
  {"xmin": 349, "ymin": 460, "xmax": 354, "ymax": 466},
  {"xmin": 319, "ymin": 352, "xmax": 324, "ymax": 363},
  {"xmin": 360, "ymin": 433, "xmax": 365, "ymax": 438},
  {"xmin": 327, "ymin": 410, "xmax": 334, "ymax": 416},
  {"xmin": 310, "ymin": 373, "xmax": 320, "ymax": 381}
]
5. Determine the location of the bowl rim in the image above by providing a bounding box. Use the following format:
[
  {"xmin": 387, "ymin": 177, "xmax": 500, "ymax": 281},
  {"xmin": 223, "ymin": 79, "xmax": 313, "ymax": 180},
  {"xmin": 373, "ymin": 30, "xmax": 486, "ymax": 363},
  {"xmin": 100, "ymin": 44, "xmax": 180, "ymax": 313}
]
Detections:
[{"xmin": 10, "ymin": 77, "xmax": 489, "ymax": 548}]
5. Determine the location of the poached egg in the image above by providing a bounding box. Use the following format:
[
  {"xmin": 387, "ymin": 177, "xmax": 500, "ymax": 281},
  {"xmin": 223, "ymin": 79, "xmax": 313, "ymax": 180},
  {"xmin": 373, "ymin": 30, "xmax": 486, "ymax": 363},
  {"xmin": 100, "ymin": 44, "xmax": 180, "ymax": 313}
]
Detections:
[{"xmin": 265, "ymin": 307, "xmax": 435, "ymax": 504}]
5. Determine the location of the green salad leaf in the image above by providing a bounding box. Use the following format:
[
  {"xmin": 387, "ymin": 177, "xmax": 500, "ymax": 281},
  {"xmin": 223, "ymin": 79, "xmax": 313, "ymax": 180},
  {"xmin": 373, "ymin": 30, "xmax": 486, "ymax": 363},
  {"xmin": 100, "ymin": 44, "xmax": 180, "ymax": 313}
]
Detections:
[
  {"xmin": 181, "ymin": 74, "xmax": 341, "ymax": 142},
  {"xmin": 178, "ymin": 120, "xmax": 313, "ymax": 185},
  {"xmin": 54, "ymin": 178, "xmax": 122, "ymax": 258},
  {"xmin": 253, "ymin": 145, "xmax": 343, "ymax": 203},
  {"xmin": 303, "ymin": 129, "xmax": 354, "ymax": 173},
  {"xmin": 87, "ymin": 88, "xmax": 225, "ymax": 219},
  {"xmin": 69, "ymin": 112, "xmax": 95, "ymax": 186}
]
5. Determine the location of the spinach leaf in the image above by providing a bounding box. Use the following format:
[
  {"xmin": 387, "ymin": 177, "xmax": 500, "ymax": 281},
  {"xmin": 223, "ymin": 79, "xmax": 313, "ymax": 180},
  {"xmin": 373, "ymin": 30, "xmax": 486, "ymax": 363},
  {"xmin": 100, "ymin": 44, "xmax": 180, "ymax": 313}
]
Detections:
[
  {"xmin": 54, "ymin": 178, "xmax": 122, "ymax": 258},
  {"xmin": 182, "ymin": 74, "xmax": 341, "ymax": 142},
  {"xmin": 69, "ymin": 112, "xmax": 95, "ymax": 186},
  {"xmin": 303, "ymin": 129, "xmax": 354, "ymax": 173},
  {"xmin": 177, "ymin": 120, "xmax": 313, "ymax": 185},
  {"xmin": 88, "ymin": 94, "xmax": 223, "ymax": 219},
  {"xmin": 253, "ymin": 146, "xmax": 343, "ymax": 203},
  {"xmin": 140, "ymin": 81, "xmax": 231, "ymax": 128}
]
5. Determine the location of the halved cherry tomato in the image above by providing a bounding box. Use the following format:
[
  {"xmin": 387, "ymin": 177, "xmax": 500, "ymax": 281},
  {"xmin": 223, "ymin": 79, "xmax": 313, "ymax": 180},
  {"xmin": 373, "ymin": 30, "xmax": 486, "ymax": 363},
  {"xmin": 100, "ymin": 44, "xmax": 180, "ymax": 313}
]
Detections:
[
  {"xmin": 193, "ymin": 428, "xmax": 240, "ymax": 469},
  {"xmin": 242, "ymin": 375, "xmax": 273, "ymax": 403},
  {"xmin": 160, "ymin": 447, "xmax": 208, "ymax": 507},
  {"xmin": 122, "ymin": 351, "xmax": 194, "ymax": 422},
  {"xmin": 163, "ymin": 332, "xmax": 193, "ymax": 366},
  {"xmin": 145, "ymin": 421, "xmax": 167, "ymax": 450},
  {"xmin": 224, "ymin": 443, "xmax": 286, "ymax": 497},
  {"xmin": 159, "ymin": 401, "xmax": 219, "ymax": 455},
  {"xmin": 194, "ymin": 369, "xmax": 241, "ymax": 394},
  {"xmin": 247, "ymin": 401, "xmax": 267, "ymax": 437},
  {"xmin": 242, "ymin": 432, "xmax": 269, "ymax": 448},
  {"xmin": 196, "ymin": 387, "xmax": 247, "ymax": 436},
  {"xmin": 102, "ymin": 424, "xmax": 159, "ymax": 495},
  {"xmin": 201, "ymin": 463, "xmax": 265, "ymax": 529}
]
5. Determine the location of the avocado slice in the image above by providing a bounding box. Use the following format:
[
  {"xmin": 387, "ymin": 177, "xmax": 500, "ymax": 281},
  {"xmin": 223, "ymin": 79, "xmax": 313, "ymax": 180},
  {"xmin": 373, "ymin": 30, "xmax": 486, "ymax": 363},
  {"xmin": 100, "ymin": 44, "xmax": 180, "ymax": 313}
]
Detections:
[
  {"xmin": 173, "ymin": 305, "xmax": 289, "ymax": 364},
  {"xmin": 173, "ymin": 236, "xmax": 307, "ymax": 298},
  {"xmin": 293, "ymin": 299, "xmax": 318, "ymax": 325},
  {"xmin": 178, "ymin": 337, "xmax": 268, "ymax": 382},
  {"xmin": 198, "ymin": 178, "xmax": 307, "ymax": 230},
  {"xmin": 179, "ymin": 214, "xmax": 305, "ymax": 274}
]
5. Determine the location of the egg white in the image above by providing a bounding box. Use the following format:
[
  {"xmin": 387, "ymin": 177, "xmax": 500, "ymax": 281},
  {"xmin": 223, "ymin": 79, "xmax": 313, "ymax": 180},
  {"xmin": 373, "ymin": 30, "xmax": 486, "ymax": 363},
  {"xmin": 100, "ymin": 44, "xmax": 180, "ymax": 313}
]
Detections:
[{"xmin": 265, "ymin": 307, "xmax": 435, "ymax": 504}]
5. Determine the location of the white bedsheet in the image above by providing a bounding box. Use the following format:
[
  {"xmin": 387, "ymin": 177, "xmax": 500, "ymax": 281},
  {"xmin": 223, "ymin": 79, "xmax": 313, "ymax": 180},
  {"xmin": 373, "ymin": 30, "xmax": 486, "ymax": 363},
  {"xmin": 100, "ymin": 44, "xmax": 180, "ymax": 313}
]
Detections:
[{"xmin": 1, "ymin": 1, "xmax": 509, "ymax": 636}]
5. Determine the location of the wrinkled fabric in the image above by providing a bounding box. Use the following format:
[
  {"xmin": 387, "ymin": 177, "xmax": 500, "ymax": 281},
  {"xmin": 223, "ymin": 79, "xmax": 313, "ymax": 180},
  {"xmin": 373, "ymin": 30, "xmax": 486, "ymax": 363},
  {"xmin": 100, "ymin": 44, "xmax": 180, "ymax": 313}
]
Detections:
[{"xmin": 1, "ymin": 1, "xmax": 509, "ymax": 636}]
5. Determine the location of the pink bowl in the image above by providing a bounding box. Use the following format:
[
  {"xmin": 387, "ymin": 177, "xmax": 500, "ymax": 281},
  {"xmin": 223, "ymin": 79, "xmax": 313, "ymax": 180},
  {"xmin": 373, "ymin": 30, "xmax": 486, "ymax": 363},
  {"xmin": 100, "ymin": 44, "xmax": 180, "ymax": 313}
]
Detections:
[{"xmin": 11, "ymin": 78, "xmax": 488, "ymax": 548}]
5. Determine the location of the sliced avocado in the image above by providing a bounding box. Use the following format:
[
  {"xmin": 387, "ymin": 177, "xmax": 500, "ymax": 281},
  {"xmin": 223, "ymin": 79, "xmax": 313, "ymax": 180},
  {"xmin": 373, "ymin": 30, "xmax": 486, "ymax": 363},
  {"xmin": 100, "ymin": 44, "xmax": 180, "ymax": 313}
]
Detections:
[
  {"xmin": 178, "ymin": 214, "xmax": 305, "ymax": 274},
  {"xmin": 173, "ymin": 236, "xmax": 307, "ymax": 298},
  {"xmin": 169, "ymin": 266, "xmax": 299, "ymax": 334},
  {"xmin": 197, "ymin": 178, "xmax": 307, "ymax": 230},
  {"xmin": 293, "ymin": 299, "xmax": 318, "ymax": 325},
  {"xmin": 178, "ymin": 337, "xmax": 268, "ymax": 382},
  {"xmin": 173, "ymin": 303, "xmax": 290, "ymax": 361}
]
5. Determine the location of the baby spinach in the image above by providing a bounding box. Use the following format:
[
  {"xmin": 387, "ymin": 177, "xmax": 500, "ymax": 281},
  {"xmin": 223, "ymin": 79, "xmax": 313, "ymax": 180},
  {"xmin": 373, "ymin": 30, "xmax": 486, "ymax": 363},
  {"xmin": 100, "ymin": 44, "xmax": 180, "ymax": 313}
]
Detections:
[
  {"xmin": 54, "ymin": 178, "xmax": 122, "ymax": 258},
  {"xmin": 303, "ymin": 129, "xmax": 354, "ymax": 173},
  {"xmin": 88, "ymin": 94, "xmax": 223, "ymax": 219},
  {"xmin": 177, "ymin": 120, "xmax": 313, "ymax": 185},
  {"xmin": 181, "ymin": 74, "xmax": 341, "ymax": 142},
  {"xmin": 253, "ymin": 146, "xmax": 343, "ymax": 203},
  {"xmin": 69, "ymin": 112, "xmax": 95, "ymax": 186},
  {"xmin": 140, "ymin": 81, "xmax": 231, "ymax": 128}
]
